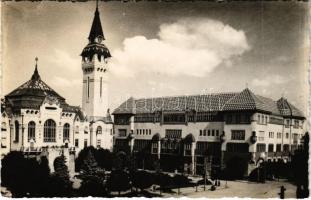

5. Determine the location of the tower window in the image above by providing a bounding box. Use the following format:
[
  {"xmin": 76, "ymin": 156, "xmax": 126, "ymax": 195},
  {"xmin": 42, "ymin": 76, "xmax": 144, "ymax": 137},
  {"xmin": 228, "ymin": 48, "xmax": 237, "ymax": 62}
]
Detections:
[
  {"xmin": 87, "ymin": 77, "xmax": 90, "ymax": 99},
  {"xmin": 100, "ymin": 77, "xmax": 102, "ymax": 98}
]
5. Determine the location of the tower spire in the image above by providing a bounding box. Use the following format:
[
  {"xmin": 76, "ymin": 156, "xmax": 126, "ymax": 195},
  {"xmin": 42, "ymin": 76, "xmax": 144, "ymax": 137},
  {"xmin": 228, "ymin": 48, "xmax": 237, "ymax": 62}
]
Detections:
[
  {"xmin": 88, "ymin": 0, "xmax": 104, "ymax": 43},
  {"xmin": 32, "ymin": 57, "xmax": 40, "ymax": 80}
]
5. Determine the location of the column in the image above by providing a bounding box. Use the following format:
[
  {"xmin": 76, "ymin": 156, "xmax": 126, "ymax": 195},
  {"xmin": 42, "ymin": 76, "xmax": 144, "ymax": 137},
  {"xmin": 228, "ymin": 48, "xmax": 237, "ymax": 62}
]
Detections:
[
  {"xmin": 129, "ymin": 138, "xmax": 135, "ymax": 154},
  {"xmin": 191, "ymin": 142, "xmax": 196, "ymax": 175},
  {"xmin": 157, "ymin": 140, "xmax": 161, "ymax": 159}
]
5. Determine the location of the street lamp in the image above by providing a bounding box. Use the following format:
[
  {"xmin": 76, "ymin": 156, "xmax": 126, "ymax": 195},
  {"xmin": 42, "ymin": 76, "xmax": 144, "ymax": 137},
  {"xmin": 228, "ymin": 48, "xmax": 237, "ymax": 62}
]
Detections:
[{"xmin": 251, "ymin": 131, "xmax": 257, "ymax": 144}]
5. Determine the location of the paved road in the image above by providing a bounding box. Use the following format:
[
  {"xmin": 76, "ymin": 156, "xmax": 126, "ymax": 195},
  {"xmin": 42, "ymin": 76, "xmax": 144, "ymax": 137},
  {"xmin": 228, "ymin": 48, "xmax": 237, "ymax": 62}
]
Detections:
[{"xmin": 160, "ymin": 180, "xmax": 296, "ymax": 198}]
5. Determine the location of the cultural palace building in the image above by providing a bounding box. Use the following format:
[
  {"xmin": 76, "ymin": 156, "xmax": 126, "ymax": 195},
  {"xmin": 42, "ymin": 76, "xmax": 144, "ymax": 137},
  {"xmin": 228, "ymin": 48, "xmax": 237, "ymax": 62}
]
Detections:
[
  {"xmin": 1, "ymin": 4, "xmax": 113, "ymax": 173},
  {"xmin": 112, "ymin": 88, "xmax": 306, "ymax": 175}
]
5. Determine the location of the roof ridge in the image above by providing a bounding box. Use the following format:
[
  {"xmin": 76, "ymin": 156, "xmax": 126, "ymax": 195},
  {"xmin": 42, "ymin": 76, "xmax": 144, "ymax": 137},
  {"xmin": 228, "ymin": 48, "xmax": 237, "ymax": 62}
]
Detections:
[{"xmin": 133, "ymin": 92, "xmax": 238, "ymax": 102}]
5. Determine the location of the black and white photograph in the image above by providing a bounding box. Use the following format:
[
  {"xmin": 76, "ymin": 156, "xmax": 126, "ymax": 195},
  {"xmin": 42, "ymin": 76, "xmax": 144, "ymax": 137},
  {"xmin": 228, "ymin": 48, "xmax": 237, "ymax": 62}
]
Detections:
[{"xmin": 0, "ymin": 0, "xmax": 309, "ymax": 198}]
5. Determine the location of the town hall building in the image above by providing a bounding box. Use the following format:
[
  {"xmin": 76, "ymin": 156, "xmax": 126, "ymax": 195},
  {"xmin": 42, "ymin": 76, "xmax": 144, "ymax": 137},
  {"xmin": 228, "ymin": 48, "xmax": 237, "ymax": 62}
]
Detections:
[{"xmin": 1, "ymin": 4, "xmax": 113, "ymax": 173}]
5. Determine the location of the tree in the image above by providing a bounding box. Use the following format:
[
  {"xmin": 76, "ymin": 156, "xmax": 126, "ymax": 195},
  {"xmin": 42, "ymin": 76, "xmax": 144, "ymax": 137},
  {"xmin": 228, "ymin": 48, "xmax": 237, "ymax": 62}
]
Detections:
[
  {"xmin": 95, "ymin": 148, "xmax": 113, "ymax": 170},
  {"xmin": 49, "ymin": 154, "xmax": 72, "ymax": 197},
  {"xmin": 75, "ymin": 146, "xmax": 114, "ymax": 172},
  {"xmin": 292, "ymin": 132, "xmax": 309, "ymax": 198},
  {"xmin": 1, "ymin": 151, "xmax": 53, "ymax": 197},
  {"xmin": 132, "ymin": 170, "xmax": 154, "ymax": 192},
  {"xmin": 106, "ymin": 170, "xmax": 130, "ymax": 196},
  {"xmin": 78, "ymin": 150, "xmax": 107, "ymax": 197},
  {"xmin": 75, "ymin": 146, "xmax": 97, "ymax": 172}
]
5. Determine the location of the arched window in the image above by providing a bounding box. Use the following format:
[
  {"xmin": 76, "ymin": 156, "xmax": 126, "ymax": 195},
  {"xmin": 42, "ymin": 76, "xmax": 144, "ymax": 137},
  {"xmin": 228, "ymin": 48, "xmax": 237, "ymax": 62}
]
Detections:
[
  {"xmin": 63, "ymin": 123, "xmax": 70, "ymax": 142},
  {"xmin": 1, "ymin": 122, "xmax": 6, "ymax": 131},
  {"xmin": 28, "ymin": 121, "xmax": 36, "ymax": 141},
  {"xmin": 96, "ymin": 126, "xmax": 102, "ymax": 134},
  {"xmin": 44, "ymin": 119, "xmax": 56, "ymax": 142},
  {"xmin": 14, "ymin": 121, "xmax": 19, "ymax": 142}
]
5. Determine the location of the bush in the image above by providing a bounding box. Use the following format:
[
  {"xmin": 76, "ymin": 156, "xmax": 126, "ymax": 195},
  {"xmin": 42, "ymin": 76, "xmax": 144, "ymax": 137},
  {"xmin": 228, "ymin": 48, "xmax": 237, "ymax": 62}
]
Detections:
[
  {"xmin": 76, "ymin": 146, "xmax": 114, "ymax": 171},
  {"xmin": 132, "ymin": 170, "xmax": 154, "ymax": 192},
  {"xmin": 106, "ymin": 170, "xmax": 130, "ymax": 196},
  {"xmin": 1, "ymin": 152, "xmax": 51, "ymax": 197}
]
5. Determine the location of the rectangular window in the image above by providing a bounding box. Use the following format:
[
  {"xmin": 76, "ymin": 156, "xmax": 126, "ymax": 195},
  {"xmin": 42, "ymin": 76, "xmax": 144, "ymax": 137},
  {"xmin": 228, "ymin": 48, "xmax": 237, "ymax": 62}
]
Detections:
[
  {"xmin": 268, "ymin": 144, "xmax": 274, "ymax": 152},
  {"xmin": 84, "ymin": 139, "xmax": 88, "ymax": 148},
  {"xmin": 100, "ymin": 77, "xmax": 102, "ymax": 98},
  {"xmin": 75, "ymin": 139, "xmax": 79, "ymax": 147},
  {"xmin": 184, "ymin": 144, "xmax": 191, "ymax": 156},
  {"xmin": 143, "ymin": 129, "xmax": 145, "ymax": 135},
  {"xmin": 212, "ymin": 130, "xmax": 215, "ymax": 136},
  {"xmin": 163, "ymin": 113, "xmax": 185, "ymax": 124},
  {"xmin": 203, "ymin": 130, "xmax": 206, "ymax": 136},
  {"xmin": 165, "ymin": 129, "xmax": 182, "ymax": 139},
  {"xmin": 199, "ymin": 130, "xmax": 202, "ymax": 136},
  {"xmin": 216, "ymin": 130, "xmax": 219, "ymax": 136},
  {"xmin": 286, "ymin": 132, "xmax": 289, "ymax": 139},
  {"xmin": 257, "ymin": 143, "xmax": 266, "ymax": 152},
  {"xmin": 283, "ymin": 144, "xmax": 289, "ymax": 152},
  {"xmin": 208, "ymin": 130, "xmax": 210, "ymax": 136},
  {"xmin": 119, "ymin": 129, "xmax": 127, "ymax": 137},
  {"xmin": 231, "ymin": 130, "xmax": 245, "ymax": 140},
  {"xmin": 151, "ymin": 142, "xmax": 158, "ymax": 154},
  {"xmin": 276, "ymin": 144, "xmax": 282, "ymax": 152},
  {"xmin": 258, "ymin": 131, "xmax": 265, "ymax": 141}
]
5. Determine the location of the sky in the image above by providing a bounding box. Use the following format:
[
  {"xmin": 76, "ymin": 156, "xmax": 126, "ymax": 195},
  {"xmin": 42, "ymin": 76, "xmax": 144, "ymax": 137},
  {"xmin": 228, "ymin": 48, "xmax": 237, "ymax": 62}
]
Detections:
[{"xmin": 1, "ymin": 1, "xmax": 309, "ymax": 114}]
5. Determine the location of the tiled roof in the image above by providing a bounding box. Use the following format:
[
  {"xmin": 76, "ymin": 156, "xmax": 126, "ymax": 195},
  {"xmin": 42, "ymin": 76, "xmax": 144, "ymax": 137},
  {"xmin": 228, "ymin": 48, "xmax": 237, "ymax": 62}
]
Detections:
[
  {"xmin": 5, "ymin": 65, "xmax": 87, "ymax": 120},
  {"xmin": 277, "ymin": 97, "xmax": 304, "ymax": 118},
  {"xmin": 113, "ymin": 93, "xmax": 237, "ymax": 114},
  {"xmin": 6, "ymin": 66, "xmax": 65, "ymax": 102},
  {"xmin": 113, "ymin": 88, "xmax": 304, "ymax": 118}
]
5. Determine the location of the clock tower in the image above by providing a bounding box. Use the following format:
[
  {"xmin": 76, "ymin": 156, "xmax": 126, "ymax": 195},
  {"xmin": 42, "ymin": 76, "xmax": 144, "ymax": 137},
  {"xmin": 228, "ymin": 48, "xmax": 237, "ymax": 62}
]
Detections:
[{"xmin": 81, "ymin": 4, "xmax": 111, "ymax": 120}]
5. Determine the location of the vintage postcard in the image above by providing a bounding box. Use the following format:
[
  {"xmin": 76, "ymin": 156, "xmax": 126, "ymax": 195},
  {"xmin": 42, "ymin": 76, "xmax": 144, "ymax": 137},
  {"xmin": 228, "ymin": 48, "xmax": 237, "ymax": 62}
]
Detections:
[{"xmin": 0, "ymin": 0, "xmax": 309, "ymax": 198}]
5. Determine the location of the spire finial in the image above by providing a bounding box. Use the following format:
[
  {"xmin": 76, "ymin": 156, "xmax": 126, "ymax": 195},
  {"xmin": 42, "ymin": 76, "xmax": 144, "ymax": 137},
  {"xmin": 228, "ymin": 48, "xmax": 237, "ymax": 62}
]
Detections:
[
  {"xmin": 35, "ymin": 57, "xmax": 38, "ymax": 67},
  {"xmin": 96, "ymin": 0, "xmax": 99, "ymax": 10},
  {"xmin": 32, "ymin": 57, "xmax": 40, "ymax": 80}
]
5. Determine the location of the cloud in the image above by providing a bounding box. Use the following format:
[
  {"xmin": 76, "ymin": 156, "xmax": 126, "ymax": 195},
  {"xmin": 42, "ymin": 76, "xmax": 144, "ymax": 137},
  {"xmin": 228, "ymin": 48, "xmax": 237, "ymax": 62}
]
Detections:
[
  {"xmin": 109, "ymin": 18, "xmax": 250, "ymax": 77},
  {"xmin": 51, "ymin": 49, "xmax": 80, "ymax": 72},
  {"xmin": 51, "ymin": 76, "xmax": 80, "ymax": 87},
  {"xmin": 252, "ymin": 75, "xmax": 289, "ymax": 87}
]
